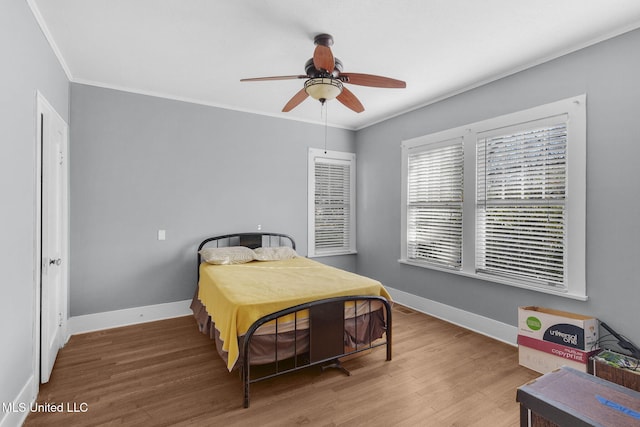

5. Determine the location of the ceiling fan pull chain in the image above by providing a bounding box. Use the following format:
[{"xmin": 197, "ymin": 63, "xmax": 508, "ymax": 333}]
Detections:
[{"xmin": 323, "ymin": 101, "xmax": 328, "ymax": 154}]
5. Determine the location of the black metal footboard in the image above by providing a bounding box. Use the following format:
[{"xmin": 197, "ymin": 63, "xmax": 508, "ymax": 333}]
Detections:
[{"xmin": 241, "ymin": 295, "xmax": 392, "ymax": 408}]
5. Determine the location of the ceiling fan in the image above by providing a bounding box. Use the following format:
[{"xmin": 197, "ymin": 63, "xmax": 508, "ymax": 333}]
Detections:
[{"xmin": 240, "ymin": 34, "xmax": 406, "ymax": 113}]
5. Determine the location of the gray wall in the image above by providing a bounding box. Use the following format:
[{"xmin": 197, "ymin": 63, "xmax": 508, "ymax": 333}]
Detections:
[
  {"xmin": 356, "ymin": 28, "xmax": 640, "ymax": 345},
  {"xmin": 0, "ymin": 0, "xmax": 69, "ymax": 415},
  {"xmin": 69, "ymin": 84, "xmax": 356, "ymax": 316}
]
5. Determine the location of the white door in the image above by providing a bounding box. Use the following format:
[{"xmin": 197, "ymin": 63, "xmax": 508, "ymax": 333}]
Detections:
[{"xmin": 38, "ymin": 94, "xmax": 69, "ymax": 383}]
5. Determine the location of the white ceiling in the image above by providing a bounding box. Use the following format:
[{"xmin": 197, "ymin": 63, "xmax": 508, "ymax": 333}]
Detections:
[{"xmin": 31, "ymin": 0, "xmax": 640, "ymax": 130}]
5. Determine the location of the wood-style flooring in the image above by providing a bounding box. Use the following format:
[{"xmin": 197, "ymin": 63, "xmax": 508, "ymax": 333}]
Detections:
[{"xmin": 25, "ymin": 305, "xmax": 539, "ymax": 426}]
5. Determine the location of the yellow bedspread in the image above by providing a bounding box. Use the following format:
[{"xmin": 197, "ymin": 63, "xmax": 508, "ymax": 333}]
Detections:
[{"xmin": 197, "ymin": 257, "xmax": 391, "ymax": 371}]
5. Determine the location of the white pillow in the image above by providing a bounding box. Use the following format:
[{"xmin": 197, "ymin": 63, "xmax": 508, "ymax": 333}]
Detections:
[
  {"xmin": 253, "ymin": 246, "xmax": 298, "ymax": 261},
  {"xmin": 199, "ymin": 246, "xmax": 255, "ymax": 265}
]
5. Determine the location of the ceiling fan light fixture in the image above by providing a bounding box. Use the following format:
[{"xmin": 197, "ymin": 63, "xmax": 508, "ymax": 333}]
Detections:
[{"xmin": 304, "ymin": 78, "xmax": 343, "ymax": 102}]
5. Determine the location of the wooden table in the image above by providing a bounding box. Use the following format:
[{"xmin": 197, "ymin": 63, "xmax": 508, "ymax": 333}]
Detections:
[{"xmin": 516, "ymin": 366, "xmax": 640, "ymax": 426}]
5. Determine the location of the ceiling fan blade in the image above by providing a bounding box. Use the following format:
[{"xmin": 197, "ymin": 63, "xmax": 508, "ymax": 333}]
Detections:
[
  {"xmin": 313, "ymin": 45, "xmax": 335, "ymax": 73},
  {"xmin": 241, "ymin": 75, "xmax": 307, "ymax": 82},
  {"xmin": 336, "ymin": 87, "xmax": 364, "ymax": 113},
  {"xmin": 282, "ymin": 88, "xmax": 309, "ymax": 112},
  {"xmin": 339, "ymin": 73, "xmax": 406, "ymax": 88}
]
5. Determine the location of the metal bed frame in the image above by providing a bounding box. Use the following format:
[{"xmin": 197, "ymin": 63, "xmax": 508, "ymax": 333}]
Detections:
[{"xmin": 196, "ymin": 232, "xmax": 392, "ymax": 408}]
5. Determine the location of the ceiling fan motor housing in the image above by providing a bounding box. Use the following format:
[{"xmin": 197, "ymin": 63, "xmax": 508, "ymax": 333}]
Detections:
[{"xmin": 305, "ymin": 57, "xmax": 343, "ymax": 78}]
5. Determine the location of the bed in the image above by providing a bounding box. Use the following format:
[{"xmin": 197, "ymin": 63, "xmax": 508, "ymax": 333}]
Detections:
[{"xmin": 190, "ymin": 232, "xmax": 392, "ymax": 408}]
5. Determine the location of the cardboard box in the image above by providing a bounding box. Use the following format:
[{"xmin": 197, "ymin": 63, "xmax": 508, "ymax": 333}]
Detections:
[
  {"xmin": 518, "ymin": 335, "xmax": 599, "ymax": 373},
  {"xmin": 518, "ymin": 306, "xmax": 599, "ymax": 374},
  {"xmin": 518, "ymin": 306, "xmax": 598, "ymax": 351}
]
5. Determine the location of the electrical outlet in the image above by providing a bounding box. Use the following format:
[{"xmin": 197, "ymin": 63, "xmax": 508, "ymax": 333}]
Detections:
[
  {"xmin": 257, "ymin": 224, "xmax": 262, "ymax": 231},
  {"xmin": 158, "ymin": 229, "xmax": 166, "ymax": 240}
]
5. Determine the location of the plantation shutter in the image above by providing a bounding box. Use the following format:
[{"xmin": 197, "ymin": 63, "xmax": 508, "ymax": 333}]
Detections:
[
  {"xmin": 476, "ymin": 118, "xmax": 568, "ymax": 288},
  {"xmin": 314, "ymin": 158, "xmax": 352, "ymax": 254},
  {"xmin": 406, "ymin": 139, "xmax": 464, "ymax": 269}
]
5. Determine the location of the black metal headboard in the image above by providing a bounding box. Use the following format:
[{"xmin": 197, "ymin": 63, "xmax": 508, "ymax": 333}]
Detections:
[{"xmin": 197, "ymin": 232, "xmax": 296, "ymax": 272}]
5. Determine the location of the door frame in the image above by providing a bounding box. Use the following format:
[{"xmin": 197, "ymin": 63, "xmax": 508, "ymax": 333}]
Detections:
[{"xmin": 33, "ymin": 91, "xmax": 69, "ymax": 392}]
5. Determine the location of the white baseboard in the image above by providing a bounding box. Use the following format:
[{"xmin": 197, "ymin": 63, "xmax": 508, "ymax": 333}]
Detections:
[
  {"xmin": 0, "ymin": 374, "xmax": 36, "ymax": 427},
  {"xmin": 386, "ymin": 287, "xmax": 518, "ymax": 346},
  {"xmin": 67, "ymin": 299, "xmax": 193, "ymax": 336},
  {"xmin": 66, "ymin": 293, "xmax": 517, "ymax": 347}
]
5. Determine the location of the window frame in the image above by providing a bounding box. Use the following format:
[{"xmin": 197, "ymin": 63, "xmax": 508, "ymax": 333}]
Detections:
[
  {"xmin": 308, "ymin": 148, "xmax": 357, "ymax": 257},
  {"xmin": 400, "ymin": 95, "xmax": 587, "ymax": 300}
]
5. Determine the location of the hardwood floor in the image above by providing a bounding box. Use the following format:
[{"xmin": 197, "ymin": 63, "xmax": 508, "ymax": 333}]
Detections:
[{"xmin": 25, "ymin": 305, "xmax": 539, "ymax": 426}]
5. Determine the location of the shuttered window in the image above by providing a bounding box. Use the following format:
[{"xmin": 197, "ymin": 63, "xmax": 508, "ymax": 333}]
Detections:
[
  {"xmin": 401, "ymin": 95, "xmax": 586, "ymax": 299},
  {"xmin": 407, "ymin": 139, "xmax": 464, "ymax": 269},
  {"xmin": 308, "ymin": 149, "xmax": 356, "ymax": 257},
  {"xmin": 476, "ymin": 119, "xmax": 568, "ymax": 288}
]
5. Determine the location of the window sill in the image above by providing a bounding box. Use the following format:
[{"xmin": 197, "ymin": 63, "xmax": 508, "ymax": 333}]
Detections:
[
  {"xmin": 309, "ymin": 250, "xmax": 358, "ymax": 258},
  {"xmin": 398, "ymin": 258, "xmax": 588, "ymax": 301}
]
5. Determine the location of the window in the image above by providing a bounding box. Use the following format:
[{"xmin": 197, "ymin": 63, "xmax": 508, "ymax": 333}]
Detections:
[
  {"xmin": 476, "ymin": 119, "xmax": 568, "ymax": 288},
  {"xmin": 308, "ymin": 148, "xmax": 356, "ymax": 257},
  {"xmin": 406, "ymin": 138, "xmax": 464, "ymax": 269},
  {"xmin": 401, "ymin": 95, "xmax": 586, "ymax": 299}
]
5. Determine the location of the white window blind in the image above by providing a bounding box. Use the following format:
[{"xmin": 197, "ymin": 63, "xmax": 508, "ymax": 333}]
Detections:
[
  {"xmin": 407, "ymin": 139, "xmax": 464, "ymax": 269},
  {"xmin": 315, "ymin": 160, "xmax": 351, "ymax": 250},
  {"xmin": 476, "ymin": 119, "xmax": 568, "ymax": 288},
  {"xmin": 308, "ymin": 149, "xmax": 356, "ymax": 257}
]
